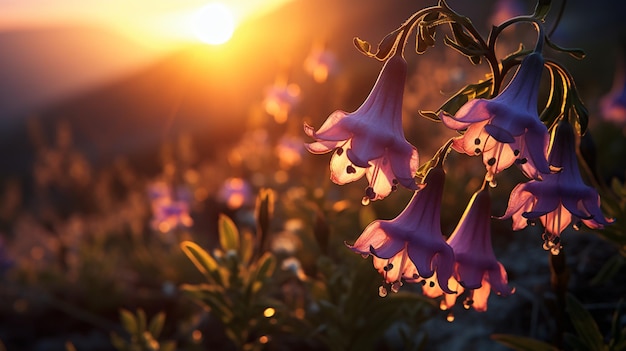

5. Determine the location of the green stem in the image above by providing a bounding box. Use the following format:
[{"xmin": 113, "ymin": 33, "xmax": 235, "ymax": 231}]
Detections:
[
  {"xmin": 487, "ymin": 16, "xmax": 546, "ymax": 94},
  {"xmin": 549, "ymin": 250, "xmax": 569, "ymax": 349},
  {"xmin": 548, "ymin": 0, "xmax": 567, "ymax": 37}
]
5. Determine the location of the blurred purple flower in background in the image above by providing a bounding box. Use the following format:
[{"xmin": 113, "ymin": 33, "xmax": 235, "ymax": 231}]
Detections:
[
  {"xmin": 263, "ymin": 79, "xmax": 301, "ymax": 124},
  {"xmin": 304, "ymin": 43, "xmax": 338, "ymax": 83},
  {"xmin": 217, "ymin": 177, "xmax": 254, "ymax": 210},
  {"xmin": 600, "ymin": 50, "xmax": 626, "ymax": 128},
  {"xmin": 147, "ymin": 181, "xmax": 193, "ymax": 233}
]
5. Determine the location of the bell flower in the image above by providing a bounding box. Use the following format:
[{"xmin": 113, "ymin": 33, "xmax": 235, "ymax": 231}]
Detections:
[
  {"xmin": 304, "ymin": 54, "xmax": 420, "ymax": 202},
  {"xmin": 347, "ymin": 165, "xmax": 455, "ymax": 294},
  {"xmin": 440, "ymin": 52, "xmax": 551, "ymax": 181},
  {"xmin": 500, "ymin": 121, "xmax": 614, "ymax": 253},
  {"xmin": 423, "ymin": 188, "xmax": 514, "ymax": 312}
]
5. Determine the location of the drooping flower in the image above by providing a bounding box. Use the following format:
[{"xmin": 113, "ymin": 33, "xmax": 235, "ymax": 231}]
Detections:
[
  {"xmin": 304, "ymin": 54, "xmax": 420, "ymax": 202},
  {"xmin": 347, "ymin": 165, "xmax": 456, "ymax": 294},
  {"xmin": 499, "ymin": 120, "xmax": 614, "ymax": 253},
  {"xmin": 440, "ymin": 52, "xmax": 551, "ymax": 181},
  {"xmin": 423, "ymin": 187, "xmax": 514, "ymax": 312}
]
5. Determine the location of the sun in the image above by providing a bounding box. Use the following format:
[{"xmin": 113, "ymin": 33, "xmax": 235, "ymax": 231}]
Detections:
[{"xmin": 193, "ymin": 2, "xmax": 236, "ymax": 45}]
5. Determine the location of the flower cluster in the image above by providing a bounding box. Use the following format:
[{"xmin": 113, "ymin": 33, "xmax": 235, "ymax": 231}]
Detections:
[{"xmin": 304, "ymin": 3, "xmax": 613, "ymax": 313}]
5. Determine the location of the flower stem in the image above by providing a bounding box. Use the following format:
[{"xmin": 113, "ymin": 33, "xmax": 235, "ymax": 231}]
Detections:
[{"xmin": 549, "ymin": 250, "xmax": 569, "ymax": 349}]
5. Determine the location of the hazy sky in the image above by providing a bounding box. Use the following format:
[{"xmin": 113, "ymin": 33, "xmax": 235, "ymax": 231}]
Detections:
[
  {"xmin": 0, "ymin": 0, "xmax": 295, "ymax": 123},
  {"xmin": 0, "ymin": 0, "xmax": 293, "ymax": 48}
]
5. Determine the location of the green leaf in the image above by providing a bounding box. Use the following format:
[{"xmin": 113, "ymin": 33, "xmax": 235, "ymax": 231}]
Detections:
[
  {"xmin": 255, "ymin": 188, "xmax": 274, "ymax": 254},
  {"xmin": 437, "ymin": 78, "xmax": 493, "ymax": 116},
  {"xmin": 374, "ymin": 27, "xmax": 403, "ymax": 61},
  {"xmin": 415, "ymin": 27, "xmax": 428, "ymax": 54},
  {"xmin": 566, "ymin": 294, "xmax": 606, "ymax": 351},
  {"xmin": 418, "ymin": 110, "xmax": 441, "ymax": 122},
  {"xmin": 415, "ymin": 156, "xmax": 438, "ymax": 183},
  {"xmin": 180, "ymin": 241, "xmax": 220, "ymax": 282},
  {"xmin": 353, "ymin": 37, "xmax": 372, "ymax": 56},
  {"xmin": 180, "ymin": 285, "xmax": 234, "ymax": 322},
  {"xmin": 546, "ymin": 36, "xmax": 586, "ymax": 59},
  {"xmin": 448, "ymin": 20, "xmax": 484, "ymax": 64},
  {"xmin": 533, "ymin": 0, "xmax": 552, "ymax": 22},
  {"xmin": 137, "ymin": 309, "xmax": 147, "ymax": 333},
  {"xmin": 160, "ymin": 341, "xmax": 177, "ymax": 351},
  {"xmin": 239, "ymin": 231, "xmax": 255, "ymax": 266},
  {"xmin": 353, "ymin": 27, "xmax": 403, "ymax": 61},
  {"xmin": 219, "ymin": 214, "xmax": 240, "ymax": 251},
  {"xmin": 249, "ymin": 252, "xmax": 276, "ymax": 293},
  {"xmin": 443, "ymin": 36, "xmax": 485, "ymax": 60},
  {"xmin": 119, "ymin": 309, "xmax": 138, "ymax": 335},
  {"xmin": 491, "ymin": 334, "xmax": 559, "ymax": 351},
  {"xmin": 449, "ymin": 22, "xmax": 478, "ymax": 49},
  {"xmin": 148, "ymin": 312, "xmax": 165, "ymax": 338},
  {"xmin": 110, "ymin": 332, "xmax": 127, "ymax": 350}
]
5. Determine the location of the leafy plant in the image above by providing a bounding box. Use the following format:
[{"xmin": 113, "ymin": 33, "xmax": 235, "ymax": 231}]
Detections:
[
  {"xmin": 492, "ymin": 294, "xmax": 626, "ymax": 351},
  {"xmin": 111, "ymin": 309, "xmax": 176, "ymax": 351},
  {"xmin": 180, "ymin": 210, "xmax": 286, "ymax": 351}
]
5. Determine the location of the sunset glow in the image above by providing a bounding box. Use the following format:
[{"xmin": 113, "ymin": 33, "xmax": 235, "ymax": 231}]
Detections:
[{"xmin": 192, "ymin": 2, "xmax": 236, "ymax": 45}]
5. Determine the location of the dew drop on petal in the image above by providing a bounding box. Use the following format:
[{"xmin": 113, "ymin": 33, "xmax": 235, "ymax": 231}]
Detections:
[
  {"xmin": 361, "ymin": 197, "xmax": 370, "ymax": 206},
  {"xmin": 542, "ymin": 241, "xmax": 550, "ymax": 251},
  {"xmin": 550, "ymin": 247, "xmax": 560, "ymax": 255},
  {"xmin": 378, "ymin": 285, "xmax": 388, "ymax": 297},
  {"xmin": 573, "ymin": 221, "xmax": 581, "ymax": 231},
  {"xmin": 489, "ymin": 179, "xmax": 497, "ymax": 188},
  {"xmin": 446, "ymin": 312, "xmax": 455, "ymax": 322},
  {"xmin": 439, "ymin": 300, "xmax": 448, "ymax": 311}
]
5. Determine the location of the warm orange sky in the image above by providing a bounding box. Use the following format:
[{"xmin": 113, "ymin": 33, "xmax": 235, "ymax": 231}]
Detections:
[{"xmin": 0, "ymin": 0, "xmax": 294, "ymax": 50}]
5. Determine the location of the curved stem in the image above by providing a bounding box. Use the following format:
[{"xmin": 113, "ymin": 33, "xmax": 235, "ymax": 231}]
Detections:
[
  {"xmin": 434, "ymin": 138, "xmax": 455, "ymax": 168},
  {"xmin": 486, "ymin": 16, "xmax": 546, "ymax": 94},
  {"xmin": 548, "ymin": 0, "xmax": 567, "ymax": 37},
  {"xmin": 393, "ymin": 3, "xmax": 501, "ymax": 98},
  {"xmin": 395, "ymin": 5, "xmax": 445, "ymax": 54},
  {"xmin": 490, "ymin": 16, "xmax": 546, "ymax": 53}
]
